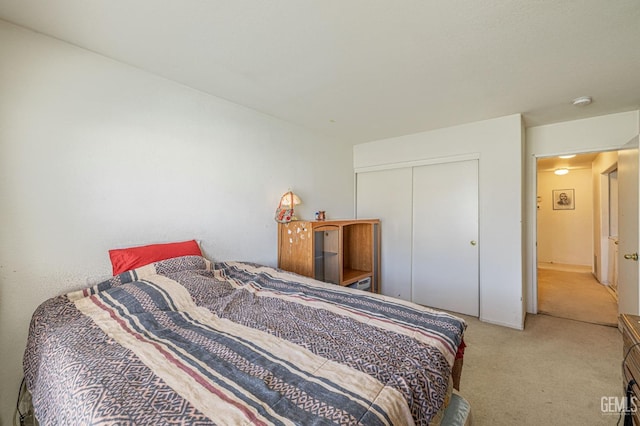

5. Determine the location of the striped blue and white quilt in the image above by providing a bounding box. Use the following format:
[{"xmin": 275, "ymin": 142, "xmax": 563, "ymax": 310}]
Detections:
[{"xmin": 23, "ymin": 256, "xmax": 465, "ymax": 425}]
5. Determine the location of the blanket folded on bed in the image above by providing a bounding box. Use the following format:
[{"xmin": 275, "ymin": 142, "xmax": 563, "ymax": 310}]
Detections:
[{"xmin": 24, "ymin": 255, "xmax": 465, "ymax": 425}]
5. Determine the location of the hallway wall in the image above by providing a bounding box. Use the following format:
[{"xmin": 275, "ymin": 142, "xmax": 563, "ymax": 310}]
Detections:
[{"xmin": 537, "ymin": 168, "xmax": 593, "ymax": 266}]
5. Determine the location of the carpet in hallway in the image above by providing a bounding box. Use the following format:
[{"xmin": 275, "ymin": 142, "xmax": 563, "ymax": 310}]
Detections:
[{"xmin": 537, "ymin": 268, "xmax": 617, "ymax": 326}]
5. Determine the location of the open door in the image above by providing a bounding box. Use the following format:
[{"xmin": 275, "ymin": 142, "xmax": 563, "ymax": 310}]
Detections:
[{"xmin": 618, "ymin": 140, "xmax": 640, "ymax": 315}]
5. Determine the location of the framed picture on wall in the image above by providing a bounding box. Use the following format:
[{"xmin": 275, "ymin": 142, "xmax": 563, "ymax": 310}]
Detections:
[{"xmin": 552, "ymin": 189, "xmax": 575, "ymax": 210}]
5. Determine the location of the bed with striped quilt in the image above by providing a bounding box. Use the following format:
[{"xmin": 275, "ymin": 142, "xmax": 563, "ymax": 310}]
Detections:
[{"xmin": 23, "ymin": 255, "xmax": 466, "ymax": 425}]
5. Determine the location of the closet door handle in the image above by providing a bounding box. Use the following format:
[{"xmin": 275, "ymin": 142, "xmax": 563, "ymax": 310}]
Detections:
[
  {"xmin": 470, "ymin": 240, "xmax": 477, "ymax": 246},
  {"xmin": 624, "ymin": 253, "xmax": 638, "ymax": 261}
]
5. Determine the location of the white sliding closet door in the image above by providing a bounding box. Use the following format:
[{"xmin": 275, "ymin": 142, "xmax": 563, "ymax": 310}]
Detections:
[
  {"xmin": 412, "ymin": 160, "xmax": 479, "ymax": 316},
  {"xmin": 356, "ymin": 168, "xmax": 412, "ymax": 300}
]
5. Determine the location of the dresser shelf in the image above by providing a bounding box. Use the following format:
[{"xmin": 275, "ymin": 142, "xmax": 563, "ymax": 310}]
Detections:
[{"xmin": 277, "ymin": 219, "xmax": 380, "ymax": 293}]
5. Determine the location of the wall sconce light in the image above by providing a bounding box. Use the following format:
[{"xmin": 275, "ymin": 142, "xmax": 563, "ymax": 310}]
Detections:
[{"xmin": 554, "ymin": 168, "xmax": 569, "ymax": 176}]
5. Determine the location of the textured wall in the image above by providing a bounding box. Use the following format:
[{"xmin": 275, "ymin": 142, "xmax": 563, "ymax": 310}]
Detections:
[{"xmin": 0, "ymin": 21, "xmax": 354, "ymax": 424}]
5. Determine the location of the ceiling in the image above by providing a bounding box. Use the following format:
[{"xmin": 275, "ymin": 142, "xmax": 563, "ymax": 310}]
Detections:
[
  {"xmin": 1, "ymin": 0, "xmax": 639, "ymax": 144},
  {"xmin": 537, "ymin": 152, "xmax": 601, "ymax": 173}
]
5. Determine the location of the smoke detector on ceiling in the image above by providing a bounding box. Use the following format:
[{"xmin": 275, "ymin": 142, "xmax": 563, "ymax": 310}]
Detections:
[{"xmin": 572, "ymin": 96, "xmax": 592, "ymax": 107}]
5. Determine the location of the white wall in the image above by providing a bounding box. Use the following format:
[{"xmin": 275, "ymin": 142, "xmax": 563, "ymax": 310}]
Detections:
[
  {"xmin": 354, "ymin": 114, "xmax": 524, "ymax": 329},
  {"xmin": 0, "ymin": 20, "xmax": 354, "ymax": 424},
  {"xmin": 525, "ymin": 111, "xmax": 640, "ymax": 313},
  {"xmin": 536, "ymin": 168, "xmax": 593, "ymax": 266},
  {"xmin": 592, "ymin": 151, "xmax": 619, "ymax": 283}
]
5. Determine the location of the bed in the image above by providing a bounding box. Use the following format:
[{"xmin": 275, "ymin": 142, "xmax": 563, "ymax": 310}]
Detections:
[{"xmin": 23, "ymin": 255, "xmax": 468, "ymax": 425}]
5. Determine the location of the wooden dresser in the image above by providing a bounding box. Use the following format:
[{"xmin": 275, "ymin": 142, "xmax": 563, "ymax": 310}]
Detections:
[
  {"xmin": 621, "ymin": 314, "xmax": 640, "ymax": 425},
  {"xmin": 277, "ymin": 219, "xmax": 380, "ymax": 293}
]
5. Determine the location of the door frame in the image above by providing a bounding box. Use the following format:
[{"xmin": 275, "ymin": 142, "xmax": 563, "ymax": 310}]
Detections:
[
  {"xmin": 528, "ymin": 140, "xmax": 638, "ymax": 315},
  {"xmin": 600, "ymin": 165, "xmax": 618, "ymax": 290}
]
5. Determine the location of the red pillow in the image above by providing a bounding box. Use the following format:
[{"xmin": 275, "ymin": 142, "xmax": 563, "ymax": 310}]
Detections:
[{"xmin": 109, "ymin": 240, "xmax": 202, "ymax": 275}]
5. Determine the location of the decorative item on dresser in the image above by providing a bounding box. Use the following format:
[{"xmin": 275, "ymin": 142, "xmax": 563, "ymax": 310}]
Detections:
[
  {"xmin": 621, "ymin": 314, "xmax": 640, "ymax": 425},
  {"xmin": 277, "ymin": 219, "xmax": 380, "ymax": 293},
  {"xmin": 274, "ymin": 190, "xmax": 302, "ymax": 223}
]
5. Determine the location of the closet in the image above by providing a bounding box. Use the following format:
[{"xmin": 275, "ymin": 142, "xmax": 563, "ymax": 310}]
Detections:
[{"xmin": 356, "ymin": 159, "xmax": 479, "ymax": 316}]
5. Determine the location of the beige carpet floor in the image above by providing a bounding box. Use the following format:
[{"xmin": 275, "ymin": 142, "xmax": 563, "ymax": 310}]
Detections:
[
  {"xmin": 537, "ymin": 265, "xmax": 618, "ymax": 327},
  {"xmin": 457, "ymin": 313, "xmax": 622, "ymax": 425}
]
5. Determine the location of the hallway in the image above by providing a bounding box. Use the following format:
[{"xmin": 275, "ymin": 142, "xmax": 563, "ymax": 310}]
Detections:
[{"xmin": 537, "ymin": 263, "xmax": 618, "ymax": 327}]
